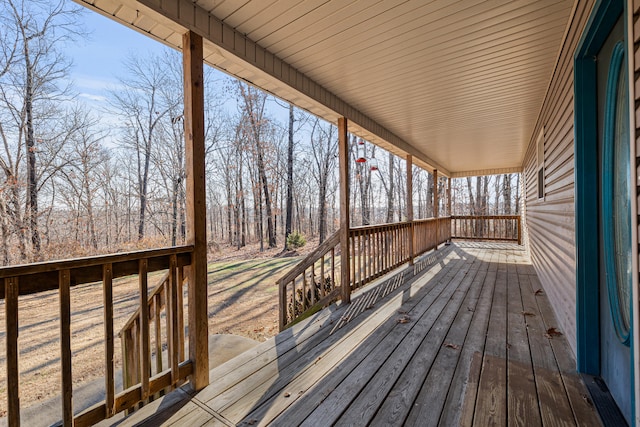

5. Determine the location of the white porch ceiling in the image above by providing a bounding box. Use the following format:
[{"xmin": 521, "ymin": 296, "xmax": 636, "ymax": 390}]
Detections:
[{"xmin": 76, "ymin": 0, "xmax": 576, "ymax": 177}]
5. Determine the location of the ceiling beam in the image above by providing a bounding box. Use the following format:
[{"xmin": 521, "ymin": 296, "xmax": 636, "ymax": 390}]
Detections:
[{"xmin": 449, "ymin": 167, "xmax": 523, "ymax": 178}]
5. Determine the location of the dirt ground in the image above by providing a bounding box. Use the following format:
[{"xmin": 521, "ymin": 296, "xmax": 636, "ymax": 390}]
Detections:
[{"xmin": 0, "ymin": 240, "xmax": 314, "ymax": 417}]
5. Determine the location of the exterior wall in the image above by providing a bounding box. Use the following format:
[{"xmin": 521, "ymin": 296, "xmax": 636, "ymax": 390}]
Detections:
[{"xmin": 523, "ymin": 0, "xmax": 594, "ymax": 356}]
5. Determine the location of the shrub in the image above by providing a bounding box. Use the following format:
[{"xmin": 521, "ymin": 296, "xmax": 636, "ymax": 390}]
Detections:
[{"xmin": 286, "ymin": 231, "xmax": 306, "ymax": 249}]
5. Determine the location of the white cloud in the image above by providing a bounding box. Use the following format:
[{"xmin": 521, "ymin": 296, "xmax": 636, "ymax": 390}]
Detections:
[{"xmin": 79, "ymin": 93, "xmax": 107, "ymax": 102}]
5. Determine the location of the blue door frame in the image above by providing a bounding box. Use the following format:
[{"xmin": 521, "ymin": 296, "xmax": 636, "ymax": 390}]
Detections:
[{"xmin": 574, "ymin": 0, "xmax": 635, "ymax": 421}]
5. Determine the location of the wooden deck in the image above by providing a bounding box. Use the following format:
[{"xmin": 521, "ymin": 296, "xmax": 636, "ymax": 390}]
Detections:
[{"xmin": 102, "ymin": 242, "xmax": 602, "ymax": 426}]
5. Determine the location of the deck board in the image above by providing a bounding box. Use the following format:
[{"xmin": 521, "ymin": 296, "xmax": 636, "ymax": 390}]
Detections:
[{"xmin": 102, "ymin": 243, "xmax": 603, "ymax": 427}]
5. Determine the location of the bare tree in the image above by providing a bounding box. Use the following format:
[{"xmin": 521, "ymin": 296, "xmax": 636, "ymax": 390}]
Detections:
[
  {"xmin": 110, "ymin": 53, "xmax": 175, "ymax": 240},
  {"xmin": 309, "ymin": 119, "xmax": 337, "ymax": 243},
  {"xmin": 237, "ymin": 83, "xmax": 276, "ymax": 248},
  {"xmin": 0, "ymin": 0, "xmax": 85, "ymax": 260}
]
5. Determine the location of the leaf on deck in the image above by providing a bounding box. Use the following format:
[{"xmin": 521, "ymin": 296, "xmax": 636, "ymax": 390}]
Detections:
[
  {"xmin": 534, "ymin": 289, "xmax": 544, "ymax": 295},
  {"xmin": 544, "ymin": 327, "xmax": 563, "ymax": 338},
  {"xmin": 522, "ymin": 311, "xmax": 536, "ymax": 317},
  {"xmin": 444, "ymin": 342, "xmax": 460, "ymax": 350},
  {"xmin": 396, "ymin": 315, "xmax": 411, "ymax": 324}
]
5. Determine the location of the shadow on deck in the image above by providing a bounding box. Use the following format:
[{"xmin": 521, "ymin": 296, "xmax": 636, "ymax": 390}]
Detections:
[{"xmin": 99, "ymin": 242, "xmax": 602, "ymax": 426}]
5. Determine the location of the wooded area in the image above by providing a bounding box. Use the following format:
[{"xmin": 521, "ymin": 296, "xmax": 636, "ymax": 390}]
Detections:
[{"xmin": 0, "ymin": 1, "xmax": 520, "ymax": 266}]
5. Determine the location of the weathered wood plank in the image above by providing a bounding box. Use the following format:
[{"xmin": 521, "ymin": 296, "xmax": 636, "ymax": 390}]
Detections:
[
  {"xmin": 506, "ymin": 270, "xmax": 541, "ymax": 427},
  {"xmin": 200, "ymin": 249, "xmax": 453, "ymax": 408},
  {"xmin": 226, "ymin": 256, "xmax": 466, "ymax": 425},
  {"xmin": 525, "ymin": 274, "xmax": 602, "ymax": 426},
  {"xmin": 302, "ymin": 257, "xmax": 472, "ymax": 426},
  {"xmin": 519, "ymin": 274, "xmax": 575, "ymax": 426},
  {"xmin": 473, "ymin": 263, "xmax": 507, "ymax": 426},
  {"xmin": 381, "ymin": 257, "xmax": 488, "ymax": 426},
  {"xmin": 440, "ymin": 250, "xmax": 498, "ymax": 427}
]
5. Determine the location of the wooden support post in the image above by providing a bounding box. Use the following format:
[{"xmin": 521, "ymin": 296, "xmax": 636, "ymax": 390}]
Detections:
[
  {"xmin": 406, "ymin": 155, "xmax": 414, "ymax": 265},
  {"xmin": 183, "ymin": 30, "xmax": 209, "ymax": 390},
  {"xmin": 434, "ymin": 169, "xmax": 439, "ymax": 247},
  {"xmin": 59, "ymin": 270, "xmax": 73, "ymax": 426},
  {"xmin": 338, "ymin": 117, "xmax": 351, "ymax": 304}
]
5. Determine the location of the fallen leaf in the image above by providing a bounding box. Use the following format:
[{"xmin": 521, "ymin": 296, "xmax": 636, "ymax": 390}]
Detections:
[
  {"xmin": 444, "ymin": 343, "xmax": 459, "ymax": 350},
  {"xmin": 284, "ymin": 392, "xmax": 290, "ymax": 398},
  {"xmin": 506, "ymin": 343, "xmax": 512, "ymax": 349},
  {"xmin": 546, "ymin": 327, "xmax": 562, "ymax": 337},
  {"xmin": 582, "ymin": 394, "xmax": 594, "ymax": 407},
  {"xmin": 534, "ymin": 289, "xmax": 544, "ymax": 295},
  {"xmin": 396, "ymin": 315, "xmax": 411, "ymax": 324},
  {"xmin": 247, "ymin": 420, "xmax": 258, "ymax": 425},
  {"xmin": 467, "ymin": 306, "xmax": 475, "ymax": 312},
  {"xmin": 522, "ymin": 311, "xmax": 536, "ymax": 317}
]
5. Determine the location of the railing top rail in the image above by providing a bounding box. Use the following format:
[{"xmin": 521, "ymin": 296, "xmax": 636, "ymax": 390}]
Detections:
[
  {"xmin": 0, "ymin": 245, "xmax": 194, "ymax": 298},
  {"xmin": 0, "ymin": 245, "xmax": 194, "ymax": 279},
  {"xmin": 450, "ymin": 215, "xmax": 520, "ymax": 220},
  {"xmin": 119, "ymin": 270, "xmax": 171, "ymax": 335},
  {"xmin": 278, "ymin": 231, "xmax": 340, "ymax": 285},
  {"xmin": 349, "ymin": 217, "xmax": 452, "ymax": 233}
]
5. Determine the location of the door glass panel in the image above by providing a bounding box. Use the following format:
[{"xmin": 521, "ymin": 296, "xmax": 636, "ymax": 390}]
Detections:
[{"xmin": 603, "ymin": 41, "xmax": 632, "ymax": 344}]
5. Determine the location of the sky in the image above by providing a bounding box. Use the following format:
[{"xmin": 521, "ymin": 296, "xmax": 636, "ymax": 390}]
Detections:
[
  {"xmin": 65, "ymin": 7, "xmax": 291, "ymax": 129},
  {"xmin": 66, "ymin": 10, "xmax": 166, "ymax": 105}
]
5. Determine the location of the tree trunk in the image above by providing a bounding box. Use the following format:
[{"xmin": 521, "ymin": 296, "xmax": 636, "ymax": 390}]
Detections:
[
  {"xmin": 466, "ymin": 177, "xmax": 475, "ymax": 215},
  {"xmin": 24, "ymin": 39, "xmax": 40, "ymax": 257},
  {"xmin": 285, "ymin": 104, "xmax": 294, "ymax": 249},
  {"xmin": 386, "ymin": 152, "xmax": 394, "ymax": 223},
  {"xmin": 171, "ymin": 178, "xmax": 179, "ymax": 246}
]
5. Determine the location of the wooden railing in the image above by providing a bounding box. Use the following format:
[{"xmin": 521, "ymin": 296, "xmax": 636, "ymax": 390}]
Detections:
[
  {"xmin": 350, "ymin": 222, "xmax": 412, "ymax": 289},
  {"xmin": 118, "ymin": 261, "xmax": 187, "ymax": 413},
  {"xmin": 278, "ymin": 217, "xmax": 452, "ymax": 330},
  {"xmin": 451, "ymin": 215, "xmax": 521, "ymax": 244},
  {"xmin": 0, "ymin": 246, "xmax": 193, "ymax": 426},
  {"xmin": 278, "ymin": 231, "xmax": 341, "ymax": 330}
]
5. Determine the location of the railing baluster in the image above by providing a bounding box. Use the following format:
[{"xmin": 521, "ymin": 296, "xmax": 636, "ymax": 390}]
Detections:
[
  {"xmin": 330, "ymin": 248, "xmax": 335, "ymax": 291},
  {"xmin": 177, "ymin": 266, "xmax": 185, "ymax": 363},
  {"xmin": 320, "ymin": 255, "xmax": 326, "ymax": 298},
  {"xmin": 59, "ymin": 269, "xmax": 73, "ymax": 426},
  {"xmin": 103, "ymin": 263, "xmax": 115, "ymax": 417},
  {"xmin": 168, "ymin": 255, "xmax": 179, "ymax": 385},
  {"xmin": 350, "ymin": 233, "xmax": 355, "ymax": 290},
  {"xmin": 138, "ymin": 259, "xmax": 150, "ymax": 400},
  {"xmin": 6, "ymin": 277, "xmax": 20, "ymax": 427},
  {"xmin": 311, "ymin": 261, "xmax": 316, "ymax": 304},
  {"xmin": 154, "ymin": 293, "xmax": 162, "ymax": 375}
]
